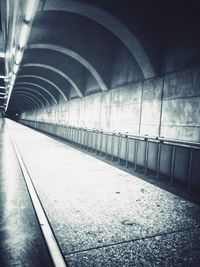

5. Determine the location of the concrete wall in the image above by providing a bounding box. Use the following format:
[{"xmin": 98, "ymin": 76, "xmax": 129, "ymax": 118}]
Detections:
[
  {"xmin": 21, "ymin": 65, "xmax": 200, "ymax": 142},
  {"xmin": 161, "ymin": 67, "xmax": 200, "ymax": 141}
]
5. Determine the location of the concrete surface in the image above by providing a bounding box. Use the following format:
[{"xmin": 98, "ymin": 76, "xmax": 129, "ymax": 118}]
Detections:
[
  {"xmin": 6, "ymin": 119, "xmax": 200, "ymax": 266},
  {"xmin": 21, "ymin": 64, "xmax": 200, "ymax": 142},
  {"xmin": 0, "ymin": 119, "xmax": 54, "ymax": 267}
]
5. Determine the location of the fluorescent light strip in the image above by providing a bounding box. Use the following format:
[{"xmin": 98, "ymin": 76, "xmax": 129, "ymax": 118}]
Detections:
[
  {"xmin": 18, "ymin": 23, "xmax": 30, "ymax": 49},
  {"xmin": 13, "ymin": 64, "xmax": 20, "ymax": 74},
  {"xmin": 0, "ymin": 86, "xmax": 5, "ymax": 89},
  {"xmin": 5, "ymin": 74, "xmax": 16, "ymax": 111},
  {"xmin": 24, "ymin": 0, "xmax": 40, "ymax": 22},
  {"xmin": 11, "ymin": 73, "xmax": 16, "ymax": 81},
  {"xmin": 0, "ymin": 52, "xmax": 5, "ymax": 58},
  {"xmin": 6, "ymin": 0, "xmax": 40, "ymax": 111},
  {"xmin": 5, "ymin": 85, "xmax": 14, "ymax": 111},
  {"xmin": 15, "ymin": 49, "xmax": 23, "ymax": 65}
]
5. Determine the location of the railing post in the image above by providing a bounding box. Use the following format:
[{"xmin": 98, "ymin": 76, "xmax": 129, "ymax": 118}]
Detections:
[
  {"xmin": 71, "ymin": 126, "xmax": 74, "ymax": 143},
  {"xmin": 68, "ymin": 126, "xmax": 70, "ymax": 142},
  {"xmin": 86, "ymin": 130, "xmax": 89, "ymax": 150},
  {"xmin": 125, "ymin": 134, "xmax": 129, "ymax": 168},
  {"xmin": 84, "ymin": 128, "xmax": 87, "ymax": 149},
  {"xmin": 95, "ymin": 129, "xmax": 98, "ymax": 154},
  {"xmin": 170, "ymin": 145, "xmax": 176, "ymax": 185},
  {"xmin": 76, "ymin": 127, "xmax": 79, "ymax": 145},
  {"xmin": 144, "ymin": 136, "xmax": 149, "ymax": 175},
  {"xmin": 105, "ymin": 133, "xmax": 109, "ymax": 158},
  {"xmin": 91, "ymin": 129, "xmax": 95, "ymax": 152},
  {"xmin": 117, "ymin": 133, "xmax": 122, "ymax": 164},
  {"xmin": 74, "ymin": 127, "xmax": 76, "ymax": 144},
  {"xmin": 79, "ymin": 127, "xmax": 83, "ymax": 148},
  {"xmin": 156, "ymin": 138, "xmax": 162, "ymax": 180},
  {"xmin": 70, "ymin": 126, "xmax": 72, "ymax": 143},
  {"xmin": 111, "ymin": 132, "xmax": 115, "ymax": 161},
  {"xmin": 100, "ymin": 129, "xmax": 103, "ymax": 156},
  {"xmin": 187, "ymin": 148, "xmax": 193, "ymax": 192},
  {"xmin": 66, "ymin": 126, "xmax": 69, "ymax": 141},
  {"xmin": 134, "ymin": 138, "xmax": 139, "ymax": 171}
]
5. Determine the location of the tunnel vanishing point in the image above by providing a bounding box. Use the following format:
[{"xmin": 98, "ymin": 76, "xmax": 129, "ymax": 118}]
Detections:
[{"xmin": 0, "ymin": 1, "xmax": 200, "ymax": 267}]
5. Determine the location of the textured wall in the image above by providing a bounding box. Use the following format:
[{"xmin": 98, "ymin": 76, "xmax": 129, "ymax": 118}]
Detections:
[
  {"xmin": 21, "ymin": 64, "xmax": 200, "ymax": 142},
  {"xmin": 140, "ymin": 77, "xmax": 163, "ymax": 136},
  {"xmin": 161, "ymin": 66, "xmax": 200, "ymax": 141}
]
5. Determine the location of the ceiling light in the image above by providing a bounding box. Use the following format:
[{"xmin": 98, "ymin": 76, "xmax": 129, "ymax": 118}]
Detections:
[
  {"xmin": 15, "ymin": 49, "xmax": 23, "ymax": 65},
  {"xmin": 11, "ymin": 73, "xmax": 16, "ymax": 80},
  {"xmin": 11, "ymin": 47, "xmax": 16, "ymax": 57},
  {"xmin": 18, "ymin": 22, "xmax": 30, "ymax": 49},
  {"xmin": 24, "ymin": 0, "xmax": 40, "ymax": 22},
  {"xmin": 0, "ymin": 52, "xmax": 5, "ymax": 58},
  {"xmin": 13, "ymin": 64, "xmax": 20, "ymax": 74},
  {"xmin": 10, "ymin": 79, "xmax": 15, "ymax": 86},
  {"xmin": 5, "ymin": 84, "xmax": 14, "ymax": 111}
]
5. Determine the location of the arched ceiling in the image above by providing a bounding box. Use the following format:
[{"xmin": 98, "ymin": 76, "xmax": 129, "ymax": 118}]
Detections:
[
  {"xmin": 5, "ymin": 0, "xmax": 151, "ymax": 113},
  {"xmin": 4, "ymin": 0, "xmax": 200, "ymax": 114}
]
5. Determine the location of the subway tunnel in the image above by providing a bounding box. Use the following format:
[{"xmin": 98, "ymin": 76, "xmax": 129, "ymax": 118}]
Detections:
[{"xmin": 0, "ymin": 0, "xmax": 200, "ymax": 266}]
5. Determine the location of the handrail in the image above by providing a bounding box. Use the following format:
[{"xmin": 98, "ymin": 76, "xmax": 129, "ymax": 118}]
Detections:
[
  {"xmin": 158, "ymin": 136, "xmax": 200, "ymax": 147},
  {"xmin": 19, "ymin": 119, "xmax": 200, "ymax": 150}
]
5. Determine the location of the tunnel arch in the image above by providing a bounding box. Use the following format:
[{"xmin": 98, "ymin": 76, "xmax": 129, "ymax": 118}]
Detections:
[
  {"xmin": 22, "ymin": 63, "xmax": 83, "ymax": 97},
  {"xmin": 14, "ymin": 87, "xmax": 50, "ymax": 105},
  {"xmin": 28, "ymin": 44, "xmax": 108, "ymax": 92},
  {"xmin": 15, "ymin": 82, "xmax": 58, "ymax": 104},
  {"xmin": 9, "ymin": 96, "xmax": 38, "ymax": 110},
  {"xmin": 16, "ymin": 74, "xmax": 68, "ymax": 100},
  {"xmin": 22, "ymin": 48, "xmax": 100, "ymax": 97},
  {"xmin": 11, "ymin": 92, "xmax": 43, "ymax": 109},
  {"xmin": 9, "ymin": 100, "xmax": 34, "ymax": 111},
  {"xmin": 12, "ymin": 91, "xmax": 45, "ymax": 108},
  {"xmin": 43, "ymin": 0, "xmax": 155, "ymax": 78}
]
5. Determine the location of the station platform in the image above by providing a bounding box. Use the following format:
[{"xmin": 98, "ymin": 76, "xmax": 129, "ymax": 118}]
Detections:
[
  {"xmin": 1, "ymin": 118, "xmax": 200, "ymax": 266},
  {"xmin": 0, "ymin": 119, "xmax": 54, "ymax": 267}
]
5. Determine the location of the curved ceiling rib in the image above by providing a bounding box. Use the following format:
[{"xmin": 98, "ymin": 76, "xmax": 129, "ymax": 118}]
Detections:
[
  {"xmin": 10, "ymin": 96, "xmax": 37, "ymax": 110},
  {"xmin": 11, "ymin": 93, "xmax": 42, "ymax": 109},
  {"xmin": 22, "ymin": 63, "xmax": 83, "ymax": 97},
  {"xmin": 17, "ymin": 74, "xmax": 68, "ymax": 100},
  {"xmin": 44, "ymin": 0, "xmax": 155, "ymax": 78},
  {"xmin": 15, "ymin": 87, "xmax": 50, "ymax": 105},
  {"xmin": 9, "ymin": 101, "xmax": 34, "ymax": 111},
  {"xmin": 15, "ymin": 82, "xmax": 58, "ymax": 104},
  {"xmin": 12, "ymin": 91, "xmax": 45, "ymax": 108},
  {"xmin": 28, "ymin": 44, "xmax": 108, "ymax": 92}
]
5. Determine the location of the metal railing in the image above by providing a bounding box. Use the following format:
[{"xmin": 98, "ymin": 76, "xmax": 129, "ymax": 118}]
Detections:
[{"xmin": 19, "ymin": 119, "xmax": 200, "ymax": 192}]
